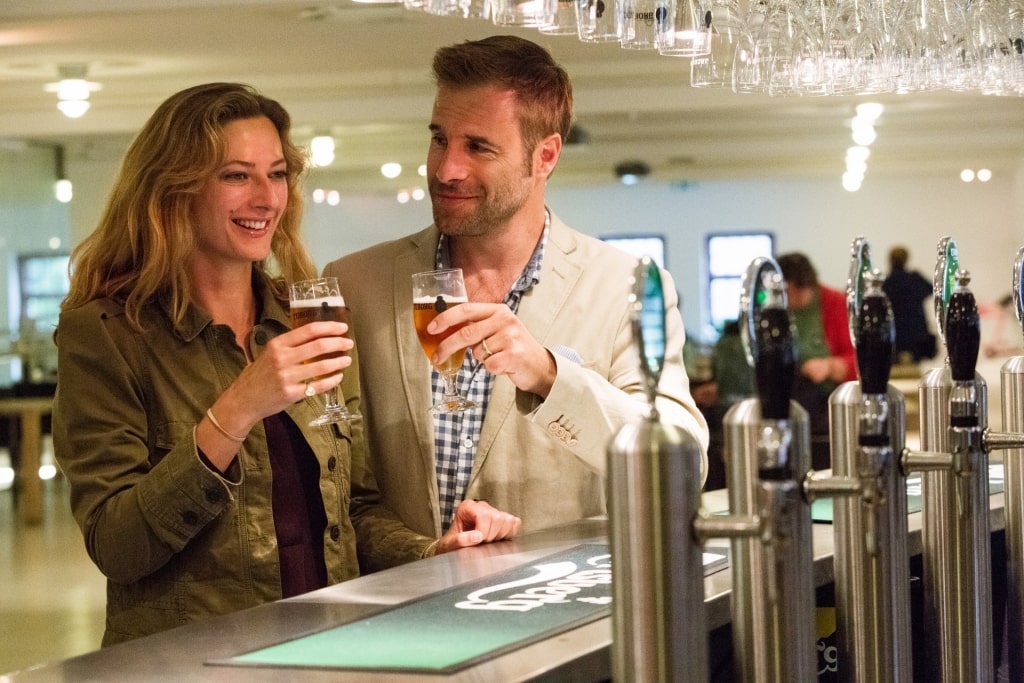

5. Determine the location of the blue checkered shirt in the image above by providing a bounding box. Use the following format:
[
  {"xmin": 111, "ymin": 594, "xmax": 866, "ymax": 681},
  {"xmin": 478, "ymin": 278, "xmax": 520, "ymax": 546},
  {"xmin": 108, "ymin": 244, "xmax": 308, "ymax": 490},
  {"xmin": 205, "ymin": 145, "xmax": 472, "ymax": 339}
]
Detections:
[{"xmin": 432, "ymin": 213, "xmax": 549, "ymax": 529}]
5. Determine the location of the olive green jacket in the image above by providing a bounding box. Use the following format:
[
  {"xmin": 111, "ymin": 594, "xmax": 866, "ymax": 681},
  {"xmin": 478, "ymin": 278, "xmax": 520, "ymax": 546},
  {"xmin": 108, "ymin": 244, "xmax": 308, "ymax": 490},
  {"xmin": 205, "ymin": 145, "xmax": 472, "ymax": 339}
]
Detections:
[{"xmin": 53, "ymin": 272, "xmax": 432, "ymax": 646}]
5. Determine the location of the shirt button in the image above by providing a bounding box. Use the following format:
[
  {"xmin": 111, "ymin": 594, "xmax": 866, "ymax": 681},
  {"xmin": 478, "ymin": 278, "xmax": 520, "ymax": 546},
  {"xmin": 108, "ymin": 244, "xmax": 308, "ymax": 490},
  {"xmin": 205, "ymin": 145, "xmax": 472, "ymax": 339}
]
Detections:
[
  {"xmin": 330, "ymin": 525, "xmax": 340, "ymax": 541},
  {"xmin": 327, "ymin": 456, "xmax": 337, "ymax": 471},
  {"xmin": 462, "ymin": 438, "xmax": 474, "ymax": 449},
  {"xmin": 254, "ymin": 330, "xmax": 268, "ymax": 345}
]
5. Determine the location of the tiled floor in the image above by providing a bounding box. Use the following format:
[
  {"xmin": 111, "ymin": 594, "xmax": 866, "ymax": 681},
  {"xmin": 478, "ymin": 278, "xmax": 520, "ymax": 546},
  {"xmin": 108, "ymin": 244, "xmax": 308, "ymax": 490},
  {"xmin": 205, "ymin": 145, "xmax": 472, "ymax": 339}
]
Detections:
[{"xmin": 0, "ymin": 472, "xmax": 106, "ymax": 675}]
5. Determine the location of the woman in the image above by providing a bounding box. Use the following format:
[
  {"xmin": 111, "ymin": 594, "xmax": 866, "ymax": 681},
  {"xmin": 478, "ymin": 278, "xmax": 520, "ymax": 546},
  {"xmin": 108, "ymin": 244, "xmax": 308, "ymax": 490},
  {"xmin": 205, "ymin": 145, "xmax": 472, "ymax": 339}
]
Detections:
[{"xmin": 54, "ymin": 83, "xmax": 518, "ymax": 646}]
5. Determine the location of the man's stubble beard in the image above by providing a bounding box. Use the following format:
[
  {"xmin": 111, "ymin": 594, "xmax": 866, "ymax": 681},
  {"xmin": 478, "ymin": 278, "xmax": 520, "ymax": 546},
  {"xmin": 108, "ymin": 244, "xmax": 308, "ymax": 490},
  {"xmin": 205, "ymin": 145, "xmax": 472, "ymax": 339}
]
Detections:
[{"xmin": 431, "ymin": 166, "xmax": 535, "ymax": 238}]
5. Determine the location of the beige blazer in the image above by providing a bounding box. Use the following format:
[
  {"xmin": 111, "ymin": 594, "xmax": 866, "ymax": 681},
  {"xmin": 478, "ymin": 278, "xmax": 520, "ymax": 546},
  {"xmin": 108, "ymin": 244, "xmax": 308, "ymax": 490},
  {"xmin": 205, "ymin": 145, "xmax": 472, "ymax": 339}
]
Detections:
[{"xmin": 324, "ymin": 212, "xmax": 708, "ymax": 537}]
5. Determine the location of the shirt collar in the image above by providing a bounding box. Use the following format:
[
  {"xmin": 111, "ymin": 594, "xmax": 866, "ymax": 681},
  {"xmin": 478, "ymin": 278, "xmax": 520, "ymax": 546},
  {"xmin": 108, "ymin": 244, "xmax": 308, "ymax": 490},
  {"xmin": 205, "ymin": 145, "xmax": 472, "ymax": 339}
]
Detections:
[{"xmin": 435, "ymin": 208, "xmax": 549, "ymax": 301}]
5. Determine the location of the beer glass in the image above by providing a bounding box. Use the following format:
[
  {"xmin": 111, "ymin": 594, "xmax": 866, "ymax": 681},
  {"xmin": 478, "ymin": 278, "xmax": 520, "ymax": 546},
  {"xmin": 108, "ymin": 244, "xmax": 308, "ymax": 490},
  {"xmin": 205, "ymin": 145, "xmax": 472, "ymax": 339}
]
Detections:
[
  {"xmin": 289, "ymin": 276, "xmax": 360, "ymax": 425},
  {"xmin": 412, "ymin": 268, "xmax": 475, "ymax": 413}
]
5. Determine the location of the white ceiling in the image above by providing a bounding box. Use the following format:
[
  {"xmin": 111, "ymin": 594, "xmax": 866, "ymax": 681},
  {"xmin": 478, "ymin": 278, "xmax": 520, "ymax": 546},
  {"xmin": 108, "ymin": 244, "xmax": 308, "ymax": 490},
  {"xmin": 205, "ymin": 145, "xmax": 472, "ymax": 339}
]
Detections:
[{"xmin": 2, "ymin": 0, "xmax": 1023, "ymax": 192}]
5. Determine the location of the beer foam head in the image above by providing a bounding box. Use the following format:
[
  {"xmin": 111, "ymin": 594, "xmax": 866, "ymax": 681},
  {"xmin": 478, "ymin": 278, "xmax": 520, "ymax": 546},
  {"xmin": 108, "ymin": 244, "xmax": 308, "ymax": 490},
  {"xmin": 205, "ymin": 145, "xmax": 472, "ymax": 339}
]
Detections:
[
  {"xmin": 292, "ymin": 295, "xmax": 345, "ymax": 307},
  {"xmin": 413, "ymin": 295, "xmax": 468, "ymax": 305}
]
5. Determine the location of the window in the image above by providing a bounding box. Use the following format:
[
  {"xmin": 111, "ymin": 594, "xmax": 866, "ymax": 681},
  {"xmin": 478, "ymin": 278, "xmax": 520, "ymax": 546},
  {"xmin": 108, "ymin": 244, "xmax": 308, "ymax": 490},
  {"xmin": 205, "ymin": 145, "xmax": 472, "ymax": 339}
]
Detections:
[
  {"xmin": 600, "ymin": 233, "xmax": 667, "ymax": 269},
  {"xmin": 706, "ymin": 232, "xmax": 774, "ymax": 333},
  {"xmin": 18, "ymin": 252, "xmax": 70, "ymax": 334}
]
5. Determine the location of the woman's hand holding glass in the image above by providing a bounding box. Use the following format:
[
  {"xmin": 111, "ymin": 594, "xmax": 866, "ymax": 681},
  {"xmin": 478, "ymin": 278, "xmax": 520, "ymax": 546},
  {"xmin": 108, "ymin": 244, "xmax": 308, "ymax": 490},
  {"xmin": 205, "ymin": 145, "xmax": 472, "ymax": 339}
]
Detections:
[
  {"xmin": 199, "ymin": 322, "xmax": 350, "ymax": 469},
  {"xmin": 290, "ymin": 277, "xmax": 360, "ymax": 424}
]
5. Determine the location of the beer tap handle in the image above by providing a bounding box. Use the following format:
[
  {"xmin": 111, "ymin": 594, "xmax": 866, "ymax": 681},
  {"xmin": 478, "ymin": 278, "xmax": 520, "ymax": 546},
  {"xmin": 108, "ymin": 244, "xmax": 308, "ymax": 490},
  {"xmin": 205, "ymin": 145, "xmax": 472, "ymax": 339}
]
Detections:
[
  {"xmin": 1013, "ymin": 246, "xmax": 1024, "ymax": 340},
  {"xmin": 628, "ymin": 257, "xmax": 666, "ymax": 411},
  {"xmin": 946, "ymin": 269, "xmax": 981, "ymax": 383},
  {"xmin": 846, "ymin": 237, "xmax": 894, "ymax": 395},
  {"xmin": 933, "ymin": 236, "xmax": 960, "ymax": 357},
  {"xmin": 857, "ymin": 270, "xmax": 895, "ymax": 395},
  {"xmin": 847, "ymin": 236, "xmax": 871, "ymax": 350},
  {"xmin": 740, "ymin": 258, "xmax": 795, "ymax": 421}
]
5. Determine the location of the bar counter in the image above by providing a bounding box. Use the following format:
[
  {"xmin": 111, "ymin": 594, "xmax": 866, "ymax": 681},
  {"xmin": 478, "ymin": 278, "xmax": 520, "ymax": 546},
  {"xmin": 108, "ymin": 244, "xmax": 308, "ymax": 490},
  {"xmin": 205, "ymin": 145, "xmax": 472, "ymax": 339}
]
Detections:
[{"xmin": 3, "ymin": 486, "xmax": 1008, "ymax": 682}]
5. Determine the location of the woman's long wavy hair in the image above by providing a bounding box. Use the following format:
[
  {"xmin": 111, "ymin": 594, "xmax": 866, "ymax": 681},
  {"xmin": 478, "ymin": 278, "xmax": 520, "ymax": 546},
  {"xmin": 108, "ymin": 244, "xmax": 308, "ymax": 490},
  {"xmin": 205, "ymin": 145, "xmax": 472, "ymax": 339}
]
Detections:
[{"xmin": 61, "ymin": 82, "xmax": 316, "ymax": 329}]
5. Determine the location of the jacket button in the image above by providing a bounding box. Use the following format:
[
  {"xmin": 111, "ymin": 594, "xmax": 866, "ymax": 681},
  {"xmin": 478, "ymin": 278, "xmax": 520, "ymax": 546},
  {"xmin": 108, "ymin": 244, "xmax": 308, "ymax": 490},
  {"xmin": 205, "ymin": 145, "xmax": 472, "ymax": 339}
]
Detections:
[
  {"xmin": 254, "ymin": 330, "xmax": 268, "ymax": 345},
  {"xmin": 181, "ymin": 510, "xmax": 199, "ymax": 526},
  {"xmin": 330, "ymin": 525, "xmax": 340, "ymax": 541},
  {"xmin": 327, "ymin": 456, "xmax": 337, "ymax": 471},
  {"xmin": 204, "ymin": 488, "xmax": 223, "ymax": 504}
]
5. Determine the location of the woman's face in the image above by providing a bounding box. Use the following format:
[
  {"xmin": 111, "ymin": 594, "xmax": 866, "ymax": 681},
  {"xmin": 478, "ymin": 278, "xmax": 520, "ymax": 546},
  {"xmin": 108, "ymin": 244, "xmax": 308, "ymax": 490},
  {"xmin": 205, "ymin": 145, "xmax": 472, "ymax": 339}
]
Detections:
[{"xmin": 191, "ymin": 116, "xmax": 288, "ymax": 271}]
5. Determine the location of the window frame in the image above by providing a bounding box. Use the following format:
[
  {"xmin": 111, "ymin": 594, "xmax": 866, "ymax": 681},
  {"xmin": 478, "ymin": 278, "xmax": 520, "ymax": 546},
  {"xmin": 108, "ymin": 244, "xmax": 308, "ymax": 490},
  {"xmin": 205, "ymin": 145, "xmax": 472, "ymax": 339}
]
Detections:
[
  {"xmin": 16, "ymin": 251, "xmax": 70, "ymax": 333},
  {"xmin": 599, "ymin": 233, "xmax": 667, "ymax": 270},
  {"xmin": 705, "ymin": 231, "xmax": 775, "ymax": 334}
]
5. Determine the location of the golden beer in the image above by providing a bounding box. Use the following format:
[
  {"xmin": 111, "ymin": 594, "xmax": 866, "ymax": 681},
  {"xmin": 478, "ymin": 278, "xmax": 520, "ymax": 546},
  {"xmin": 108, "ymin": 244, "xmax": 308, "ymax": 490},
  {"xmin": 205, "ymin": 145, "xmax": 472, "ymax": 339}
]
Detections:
[
  {"xmin": 413, "ymin": 296, "xmax": 467, "ymax": 374},
  {"xmin": 290, "ymin": 296, "xmax": 349, "ymax": 371}
]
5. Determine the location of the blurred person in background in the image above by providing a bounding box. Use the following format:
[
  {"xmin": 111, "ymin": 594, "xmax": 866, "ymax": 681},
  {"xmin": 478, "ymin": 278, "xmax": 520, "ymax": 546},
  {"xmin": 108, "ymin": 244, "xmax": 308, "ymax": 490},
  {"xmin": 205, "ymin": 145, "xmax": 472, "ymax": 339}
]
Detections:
[
  {"xmin": 882, "ymin": 245, "xmax": 936, "ymax": 364},
  {"xmin": 777, "ymin": 252, "xmax": 857, "ymax": 470}
]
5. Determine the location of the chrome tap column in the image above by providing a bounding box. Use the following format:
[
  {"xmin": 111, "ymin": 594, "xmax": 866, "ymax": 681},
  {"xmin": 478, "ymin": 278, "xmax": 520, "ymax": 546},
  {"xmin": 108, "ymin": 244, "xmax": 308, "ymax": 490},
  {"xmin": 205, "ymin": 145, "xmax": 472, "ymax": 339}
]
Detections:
[
  {"xmin": 607, "ymin": 257, "xmax": 706, "ymax": 683},
  {"xmin": 998, "ymin": 246, "xmax": 1024, "ymax": 679},
  {"xmin": 918, "ymin": 237, "xmax": 993, "ymax": 682},
  {"xmin": 718, "ymin": 257, "xmax": 816, "ymax": 681},
  {"xmin": 826, "ymin": 237, "xmax": 913, "ymax": 681}
]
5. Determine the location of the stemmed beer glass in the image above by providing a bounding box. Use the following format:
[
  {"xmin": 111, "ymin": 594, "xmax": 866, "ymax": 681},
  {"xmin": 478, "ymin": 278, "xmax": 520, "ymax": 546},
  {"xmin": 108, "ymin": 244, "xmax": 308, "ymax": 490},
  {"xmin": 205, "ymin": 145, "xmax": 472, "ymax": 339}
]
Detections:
[
  {"xmin": 289, "ymin": 276, "xmax": 360, "ymax": 425},
  {"xmin": 412, "ymin": 268, "xmax": 476, "ymax": 413}
]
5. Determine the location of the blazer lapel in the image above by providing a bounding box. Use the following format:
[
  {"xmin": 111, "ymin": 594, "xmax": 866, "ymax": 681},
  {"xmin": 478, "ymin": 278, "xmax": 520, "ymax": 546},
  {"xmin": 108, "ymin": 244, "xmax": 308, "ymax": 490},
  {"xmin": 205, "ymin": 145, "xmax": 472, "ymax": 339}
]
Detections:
[
  {"xmin": 472, "ymin": 214, "xmax": 584, "ymax": 475},
  {"xmin": 394, "ymin": 229, "xmax": 443, "ymax": 485}
]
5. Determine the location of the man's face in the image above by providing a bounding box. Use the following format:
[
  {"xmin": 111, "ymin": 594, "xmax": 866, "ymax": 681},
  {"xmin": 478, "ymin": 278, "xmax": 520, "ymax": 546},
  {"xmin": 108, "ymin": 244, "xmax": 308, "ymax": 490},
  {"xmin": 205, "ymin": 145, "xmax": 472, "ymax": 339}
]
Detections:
[
  {"xmin": 425, "ymin": 84, "xmax": 537, "ymax": 238},
  {"xmin": 785, "ymin": 283, "xmax": 815, "ymax": 309}
]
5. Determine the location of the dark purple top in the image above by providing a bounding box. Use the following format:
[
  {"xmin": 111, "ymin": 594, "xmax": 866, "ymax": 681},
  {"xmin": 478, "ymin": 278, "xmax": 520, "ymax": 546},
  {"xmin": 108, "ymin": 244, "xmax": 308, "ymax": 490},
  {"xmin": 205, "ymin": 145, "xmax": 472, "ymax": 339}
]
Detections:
[{"xmin": 264, "ymin": 412, "xmax": 328, "ymax": 597}]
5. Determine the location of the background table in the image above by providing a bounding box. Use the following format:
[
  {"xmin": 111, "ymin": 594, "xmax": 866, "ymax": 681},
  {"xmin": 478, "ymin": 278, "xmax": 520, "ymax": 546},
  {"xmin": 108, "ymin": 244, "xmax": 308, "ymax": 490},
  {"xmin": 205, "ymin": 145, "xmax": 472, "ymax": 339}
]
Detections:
[{"xmin": 0, "ymin": 395, "xmax": 54, "ymax": 525}]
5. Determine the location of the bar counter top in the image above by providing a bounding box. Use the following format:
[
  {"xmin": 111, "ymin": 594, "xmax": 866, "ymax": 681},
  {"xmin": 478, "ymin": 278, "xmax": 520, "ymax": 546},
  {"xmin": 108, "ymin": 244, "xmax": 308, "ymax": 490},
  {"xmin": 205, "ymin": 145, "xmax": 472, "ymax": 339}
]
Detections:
[{"xmin": 3, "ymin": 485, "xmax": 1007, "ymax": 682}]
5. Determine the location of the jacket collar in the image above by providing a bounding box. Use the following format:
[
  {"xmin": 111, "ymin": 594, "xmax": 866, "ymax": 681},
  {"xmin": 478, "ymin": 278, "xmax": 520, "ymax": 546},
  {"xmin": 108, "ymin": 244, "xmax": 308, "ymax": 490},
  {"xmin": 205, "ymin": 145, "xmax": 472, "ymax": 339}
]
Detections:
[{"xmin": 162, "ymin": 269, "xmax": 289, "ymax": 343}]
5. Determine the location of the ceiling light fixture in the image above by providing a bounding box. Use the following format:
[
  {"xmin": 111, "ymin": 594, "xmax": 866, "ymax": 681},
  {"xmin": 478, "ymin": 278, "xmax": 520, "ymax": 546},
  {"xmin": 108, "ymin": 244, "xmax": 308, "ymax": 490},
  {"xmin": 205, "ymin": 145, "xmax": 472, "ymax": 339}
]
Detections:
[
  {"xmin": 961, "ymin": 168, "xmax": 994, "ymax": 182},
  {"xmin": 614, "ymin": 160, "xmax": 651, "ymax": 185},
  {"xmin": 53, "ymin": 145, "xmax": 72, "ymax": 203},
  {"xmin": 44, "ymin": 64, "xmax": 100, "ymax": 119},
  {"xmin": 310, "ymin": 135, "xmax": 336, "ymax": 167}
]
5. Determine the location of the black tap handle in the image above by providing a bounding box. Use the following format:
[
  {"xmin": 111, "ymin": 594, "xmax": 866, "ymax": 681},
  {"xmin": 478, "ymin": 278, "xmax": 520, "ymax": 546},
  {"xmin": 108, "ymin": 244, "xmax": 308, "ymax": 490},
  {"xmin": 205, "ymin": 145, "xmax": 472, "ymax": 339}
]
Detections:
[
  {"xmin": 856, "ymin": 270, "xmax": 895, "ymax": 395},
  {"xmin": 753, "ymin": 278, "xmax": 795, "ymax": 421},
  {"xmin": 946, "ymin": 269, "xmax": 980, "ymax": 383}
]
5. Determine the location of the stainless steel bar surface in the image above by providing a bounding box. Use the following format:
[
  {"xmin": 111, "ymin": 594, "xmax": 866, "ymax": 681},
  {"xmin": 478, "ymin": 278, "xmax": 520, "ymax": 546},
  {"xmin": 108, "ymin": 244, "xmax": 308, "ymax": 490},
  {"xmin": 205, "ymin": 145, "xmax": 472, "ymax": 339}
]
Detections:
[{"xmin": 1, "ymin": 491, "xmax": 1010, "ymax": 683}]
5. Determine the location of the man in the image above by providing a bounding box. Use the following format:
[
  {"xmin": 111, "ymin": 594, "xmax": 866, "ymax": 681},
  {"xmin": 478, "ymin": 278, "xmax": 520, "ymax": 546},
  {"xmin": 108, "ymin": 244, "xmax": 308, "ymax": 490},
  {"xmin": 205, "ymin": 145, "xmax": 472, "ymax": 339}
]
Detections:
[
  {"xmin": 776, "ymin": 252, "xmax": 857, "ymax": 470},
  {"xmin": 882, "ymin": 245, "xmax": 935, "ymax": 363},
  {"xmin": 325, "ymin": 35, "xmax": 708, "ymax": 539}
]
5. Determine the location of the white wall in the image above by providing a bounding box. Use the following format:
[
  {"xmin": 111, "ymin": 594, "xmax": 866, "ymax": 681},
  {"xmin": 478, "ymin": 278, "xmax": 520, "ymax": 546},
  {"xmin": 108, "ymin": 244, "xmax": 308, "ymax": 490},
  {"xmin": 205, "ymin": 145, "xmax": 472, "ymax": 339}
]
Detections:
[
  {"xmin": 7, "ymin": 148, "xmax": 1024, "ymax": 348},
  {"xmin": 295, "ymin": 171, "xmax": 1022, "ymax": 342},
  {"xmin": 0, "ymin": 146, "xmax": 72, "ymax": 336}
]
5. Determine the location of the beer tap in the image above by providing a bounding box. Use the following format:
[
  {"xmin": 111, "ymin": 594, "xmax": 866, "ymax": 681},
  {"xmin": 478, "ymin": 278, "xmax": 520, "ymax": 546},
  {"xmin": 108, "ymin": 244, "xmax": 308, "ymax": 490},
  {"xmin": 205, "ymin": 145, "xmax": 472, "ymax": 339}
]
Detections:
[
  {"xmin": 694, "ymin": 257, "xmax": 816, "ymax": 682},
  {"xmin": 915, "ymin": 237, "xmax": 994, "ymax": 682},
  {"xmin": 606, "ymin": 257, "xmax": 706, "ymax": 683},
  {"xmin": 998, "ymin": 246, "xmax": 1024, "ymax": 679},
  {"xmin": 813, "ymin": 236, "xmax": 913, "ymax": 681}
]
